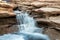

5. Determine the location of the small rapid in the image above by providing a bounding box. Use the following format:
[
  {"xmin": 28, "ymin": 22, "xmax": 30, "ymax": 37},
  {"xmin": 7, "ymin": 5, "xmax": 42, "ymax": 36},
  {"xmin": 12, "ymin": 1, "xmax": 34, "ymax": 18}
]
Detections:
[{"xmin": 0, "ymin": 10, "xmax": 50, "ymax": 40}]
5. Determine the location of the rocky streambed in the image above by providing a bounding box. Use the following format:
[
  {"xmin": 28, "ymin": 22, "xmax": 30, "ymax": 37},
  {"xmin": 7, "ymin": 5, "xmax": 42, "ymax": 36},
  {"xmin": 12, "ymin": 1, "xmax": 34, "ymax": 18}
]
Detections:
[
  {"xmin": 11, "ymin": 0, "xmax": 60, "ymax": 40},
  {"xmin": 0, "ymin": 0, "xmax": 60, "ymax": 40}
]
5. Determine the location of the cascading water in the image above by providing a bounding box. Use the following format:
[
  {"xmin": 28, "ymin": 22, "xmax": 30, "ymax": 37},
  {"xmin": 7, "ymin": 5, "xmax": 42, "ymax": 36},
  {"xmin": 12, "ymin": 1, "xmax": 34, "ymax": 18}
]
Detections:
[
  {"xmin": 0, "ymin": 10, "xmax": 50, "ymax": 40},
  {"xmin": 15, "ymin": 11, "xmax": 43, "ymax": 33}
]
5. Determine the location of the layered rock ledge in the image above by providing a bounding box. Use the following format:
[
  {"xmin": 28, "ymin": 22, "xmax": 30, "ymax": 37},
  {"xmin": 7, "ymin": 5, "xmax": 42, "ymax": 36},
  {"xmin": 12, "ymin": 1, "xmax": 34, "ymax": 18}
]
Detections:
[
  {"xmin": 0, "ymin": 0, "xmax": 60, "ymax": 40},
  {"xmin": 0, "ymin": 0, "xmax": 18, "ymax": 34},
  {"xmin": 11, "ymin": 0, "xmax": 60, "ymax": 40}
]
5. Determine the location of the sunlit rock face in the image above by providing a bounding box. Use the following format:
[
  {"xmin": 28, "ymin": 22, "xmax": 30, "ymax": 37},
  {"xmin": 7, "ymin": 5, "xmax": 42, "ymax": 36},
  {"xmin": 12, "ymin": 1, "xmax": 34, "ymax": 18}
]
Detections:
[
  {"xmin": 0, "ymin": 0, "xmax": 17, "ymax": 34},
  {"xmin": 3, "ymin": 0, "xmax": 11, "ymax": 2},
  {"xmin": 0, "ymin": 0, "xmax": 16, "ymax": 18}
]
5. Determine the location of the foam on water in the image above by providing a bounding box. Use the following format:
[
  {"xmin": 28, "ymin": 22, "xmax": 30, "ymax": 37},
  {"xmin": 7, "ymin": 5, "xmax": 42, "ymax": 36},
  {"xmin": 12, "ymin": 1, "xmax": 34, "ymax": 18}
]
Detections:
[{"xmin": 0, "ymin": 10, "xmax": 50, "ymax": 40}]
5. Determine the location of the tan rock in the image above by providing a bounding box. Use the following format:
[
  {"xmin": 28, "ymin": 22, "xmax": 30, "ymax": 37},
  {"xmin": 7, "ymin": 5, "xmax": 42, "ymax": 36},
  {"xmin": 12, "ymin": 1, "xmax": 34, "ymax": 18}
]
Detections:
[
  {"xmin": 20, "ymin": 2, "xmax": 31, "ymax": 6},
  {"xmin": 0, "ymin": 7, "xmax": 13, "ymax": 12},
  {"xmin": 0, "ymin": 10, "xmax": 16, "ymax": 18},
  {"xmin": 39, "ymin": 7, "xmax": 60, "ymax": 12},
  {"xmin": 0, "ymin": 2, "xmax": 17, "ymax": 9},
  {"xmin": 31, "ymin": 2, "xmax": 47, "ymax": 7},
  {"xmin": 0, "ymin": 25, "xmax": 18, "ymax": 34},
  {"xmin": 49, "ymin": 16, "xmax": 60, "ymax": 24},
  {"xmin": 32, "ymin": 7, "xmax": 60, "ymax": 19},
  {"xmin": 33, "ymin": 7, "xmax": 60, "ymax": 13},
  {"xmin": 36, "ymin": 18, "xmax": 50, "ymax": 22}
]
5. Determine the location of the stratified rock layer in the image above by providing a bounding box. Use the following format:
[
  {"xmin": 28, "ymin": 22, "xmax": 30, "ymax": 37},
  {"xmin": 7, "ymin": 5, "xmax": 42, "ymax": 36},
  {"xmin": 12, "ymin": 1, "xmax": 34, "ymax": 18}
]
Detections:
[
  {"xmin": 0, "ymin": 0, "xmax": 17, "ymax": 34},
  {"xmin": 0, "ymin": 0, "xmax": 17, "ymax": 18}
]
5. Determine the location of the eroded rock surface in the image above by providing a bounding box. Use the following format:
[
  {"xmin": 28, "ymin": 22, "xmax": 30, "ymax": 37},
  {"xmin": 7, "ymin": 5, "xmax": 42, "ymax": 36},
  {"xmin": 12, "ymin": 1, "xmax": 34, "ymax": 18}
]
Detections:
[
  {"xmin": 0, "ymin": 0, "xmax": 60, "ymax": 40},
  {"xmin": 0, "ymin": 0, "xmax": 18, "ymax": 34}
]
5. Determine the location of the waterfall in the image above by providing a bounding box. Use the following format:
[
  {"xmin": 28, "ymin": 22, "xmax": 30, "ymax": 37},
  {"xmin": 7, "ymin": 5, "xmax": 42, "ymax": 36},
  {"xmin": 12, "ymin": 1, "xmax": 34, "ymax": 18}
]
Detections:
[
  {"xmin": 15, "ymin": 11, "xmax": 43, "ymax": 33},
  {"xmin": 0, "ymin": 10, "xmax": 50, "ymax": 40}
]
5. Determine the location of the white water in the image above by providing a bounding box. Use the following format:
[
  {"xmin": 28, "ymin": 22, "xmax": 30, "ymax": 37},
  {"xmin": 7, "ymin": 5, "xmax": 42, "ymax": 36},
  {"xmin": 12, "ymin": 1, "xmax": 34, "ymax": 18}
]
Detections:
[{"xmin": 0, "ymin": 10, "xmax": 50, "ymax": 40}]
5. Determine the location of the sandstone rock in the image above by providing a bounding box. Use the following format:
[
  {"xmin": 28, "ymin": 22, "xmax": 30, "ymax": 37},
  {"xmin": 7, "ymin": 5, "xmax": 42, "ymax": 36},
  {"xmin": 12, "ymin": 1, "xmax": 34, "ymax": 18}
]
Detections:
[
  {"xmin": 19, "ymin": 5, "xmax": 34, "ymax": 11},
  {"xmin": 0, "ymin": 17, "xmax": 17, "ymax": 25},
  {"xmin": 0, "ymin": 7, "xmax": 13, "ymax": 12},
  {"xmin": 0, "ymin": 1, "xmax": 16, "ymax": 18},
  {"xmin": 0, "ymin": 2, "xmax": 17, "ymax": 8},
  {"xmin": 20, "ymin": 2, "xmax": 31, "ymax": 6},
  {"xmin": 0, "ymin": 0, "xmax": 17, "ymax": 34},
  {"xmin": 33, "ymin": 7, "xmax": 60, "ymax": 13},
  {"xmin": 0, "ymin": 25, "xmax": 18, "ymax": 34},
  {"xmin": 39, "ymin": 7, "xmax": 60, "ymax": 12},
  {"xmin": 36, "ymin": 18, "xmax": 50, "ymax": 22},
  {"xmin": 32, "ymin": 7, "xmax": 60, "ymax": 19},
  {"xmin": 44, "ymin": 28, "xmax": 60, "ymax": 40},
  {"xmin": 0, "ymin": 10, "xmax": 16, "ymax": 18},
  {"xmin": 31, "ymin": 2, "xmax": 47, "ymax": 8},
  {"xmin": 0, "ymin": 17, "xmax": 17, "ymax": 34},
  {"xmin": 35, "ymin": 18, "xmax": 53, "ymax": 28},
  {"xmin": 10, "ymin": 0, "xmax": 60, "ymax": 40},
  {"xmin": 49, "ymin": 16, "xmax": 60, "ymax": 24}
]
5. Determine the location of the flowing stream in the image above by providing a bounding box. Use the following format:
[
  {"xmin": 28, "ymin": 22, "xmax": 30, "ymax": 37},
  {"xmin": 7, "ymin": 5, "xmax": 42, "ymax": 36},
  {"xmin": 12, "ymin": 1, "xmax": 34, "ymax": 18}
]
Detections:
[{"xmin": 0, "ymin": 10, "xmax": 50, "ymax": 40}]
